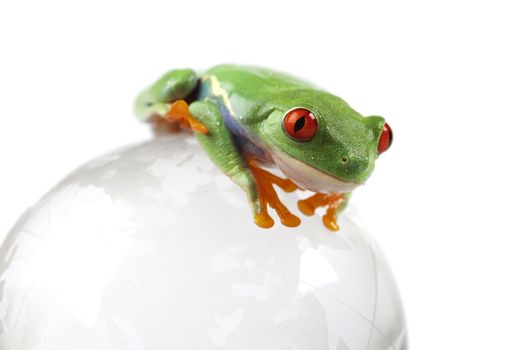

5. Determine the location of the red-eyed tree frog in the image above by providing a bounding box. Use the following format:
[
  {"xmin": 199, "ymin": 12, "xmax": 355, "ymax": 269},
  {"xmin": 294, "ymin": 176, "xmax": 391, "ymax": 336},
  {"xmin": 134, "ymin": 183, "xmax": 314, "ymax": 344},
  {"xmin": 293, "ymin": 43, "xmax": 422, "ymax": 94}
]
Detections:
[{"xmin": 135, "ymin": 65, "xmax": 393, "ymax": 231}]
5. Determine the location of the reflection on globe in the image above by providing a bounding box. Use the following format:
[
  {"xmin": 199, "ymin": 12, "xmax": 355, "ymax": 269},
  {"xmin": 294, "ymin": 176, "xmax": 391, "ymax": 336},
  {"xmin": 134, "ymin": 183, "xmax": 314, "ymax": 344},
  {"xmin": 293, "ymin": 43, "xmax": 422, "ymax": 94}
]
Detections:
[{"xmin": 0, "ymin": 135, "xmax": 407, "ymax": 350}]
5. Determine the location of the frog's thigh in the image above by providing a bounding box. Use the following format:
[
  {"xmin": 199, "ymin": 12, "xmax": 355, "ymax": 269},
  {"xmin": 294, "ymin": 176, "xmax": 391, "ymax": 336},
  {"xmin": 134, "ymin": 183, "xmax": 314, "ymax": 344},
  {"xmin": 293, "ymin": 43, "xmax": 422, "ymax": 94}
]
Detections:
[{"xmin": 189, "ymin": 101, "xmax": 261, "ymax": 214}]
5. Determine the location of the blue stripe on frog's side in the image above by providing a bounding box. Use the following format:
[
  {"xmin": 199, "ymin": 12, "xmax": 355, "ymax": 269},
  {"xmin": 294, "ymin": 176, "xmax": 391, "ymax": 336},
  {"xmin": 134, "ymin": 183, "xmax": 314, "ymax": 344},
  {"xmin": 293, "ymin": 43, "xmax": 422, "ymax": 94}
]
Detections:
[{"xmin": 198, "ymin": 78, "xmax": 273, "ymax": 163}]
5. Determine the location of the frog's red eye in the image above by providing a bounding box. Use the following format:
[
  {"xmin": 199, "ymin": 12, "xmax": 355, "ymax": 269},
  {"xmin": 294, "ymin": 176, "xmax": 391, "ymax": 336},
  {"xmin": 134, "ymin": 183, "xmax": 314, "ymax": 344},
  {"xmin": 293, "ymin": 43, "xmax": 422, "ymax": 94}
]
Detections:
[
  {"xmin": 378, "ymin": 122, "xmax": 393, "ymax": 154},
  {"xmin": 282, "ymin": 108, "xmax": 318, "ymax": 141}
]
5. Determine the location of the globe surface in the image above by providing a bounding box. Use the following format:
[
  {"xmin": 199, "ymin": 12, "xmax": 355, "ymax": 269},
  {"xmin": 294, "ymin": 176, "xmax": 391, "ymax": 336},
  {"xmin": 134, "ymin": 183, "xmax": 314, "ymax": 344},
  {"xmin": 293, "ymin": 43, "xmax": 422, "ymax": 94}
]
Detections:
[{"xmin": 0, "ymin": 135, "xmax": 407, "ymax": 350}]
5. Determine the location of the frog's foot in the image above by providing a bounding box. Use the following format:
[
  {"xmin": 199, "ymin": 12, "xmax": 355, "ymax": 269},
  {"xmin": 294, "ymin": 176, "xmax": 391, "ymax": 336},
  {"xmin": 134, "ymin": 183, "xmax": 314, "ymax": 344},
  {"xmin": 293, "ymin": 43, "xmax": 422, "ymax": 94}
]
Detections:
[
  {"xmin": 247, "ymin": 159, "xmax": 301, "ymax": 228},
  {"xmin": 164, "ymin": 100, "xmax": 208, "ymax": 135},
  {"xmin": 298, "ymin": 193, "xmax": 345, "ymax": 231}
]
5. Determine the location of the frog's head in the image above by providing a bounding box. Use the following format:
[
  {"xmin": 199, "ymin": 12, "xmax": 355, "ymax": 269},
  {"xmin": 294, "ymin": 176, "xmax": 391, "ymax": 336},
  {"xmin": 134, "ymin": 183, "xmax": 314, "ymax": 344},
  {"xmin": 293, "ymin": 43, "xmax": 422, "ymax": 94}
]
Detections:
[{"xmin": 258, "ymin": 89, "xmax": 392, "ymax": 193}]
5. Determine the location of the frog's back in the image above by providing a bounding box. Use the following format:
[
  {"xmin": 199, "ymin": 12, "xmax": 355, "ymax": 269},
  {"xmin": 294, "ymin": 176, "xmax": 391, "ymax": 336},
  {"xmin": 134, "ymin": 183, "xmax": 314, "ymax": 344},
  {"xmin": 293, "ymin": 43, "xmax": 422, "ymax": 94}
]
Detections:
[{"xmin": 202, "ymin": 64, "xmax": 319, "ymax": 100}]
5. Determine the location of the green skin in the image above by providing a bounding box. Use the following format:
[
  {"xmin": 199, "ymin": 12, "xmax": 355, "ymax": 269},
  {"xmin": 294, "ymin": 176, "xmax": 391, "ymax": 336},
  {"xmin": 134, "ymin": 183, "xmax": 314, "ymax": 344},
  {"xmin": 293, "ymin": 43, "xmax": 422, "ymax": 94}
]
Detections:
[{"xmin": 135, "ymin": 65, "xmax": 387, "ymax": 223}]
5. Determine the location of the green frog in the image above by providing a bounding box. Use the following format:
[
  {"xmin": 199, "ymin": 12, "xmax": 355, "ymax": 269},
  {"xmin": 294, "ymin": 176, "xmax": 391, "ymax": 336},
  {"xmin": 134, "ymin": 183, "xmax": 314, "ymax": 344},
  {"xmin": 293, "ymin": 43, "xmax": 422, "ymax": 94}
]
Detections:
[{"xmin": 135, "ymin": 64, "xmax": 392, "ymax": 231}]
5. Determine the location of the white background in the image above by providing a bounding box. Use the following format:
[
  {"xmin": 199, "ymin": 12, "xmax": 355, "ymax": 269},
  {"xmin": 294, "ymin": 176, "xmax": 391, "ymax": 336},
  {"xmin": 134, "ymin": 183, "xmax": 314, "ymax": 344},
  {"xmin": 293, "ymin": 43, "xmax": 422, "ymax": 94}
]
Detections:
[{"xmin": 1, "ymin": 0, "xmax": 524, "ymax": 348}]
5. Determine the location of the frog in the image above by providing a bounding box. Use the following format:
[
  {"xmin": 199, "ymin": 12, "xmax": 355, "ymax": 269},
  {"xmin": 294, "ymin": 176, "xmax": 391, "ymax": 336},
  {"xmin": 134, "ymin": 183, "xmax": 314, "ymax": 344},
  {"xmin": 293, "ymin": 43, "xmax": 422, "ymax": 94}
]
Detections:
[{"xmin": 135, "ymin": 64, "xmax": 393, "ymax": 231}]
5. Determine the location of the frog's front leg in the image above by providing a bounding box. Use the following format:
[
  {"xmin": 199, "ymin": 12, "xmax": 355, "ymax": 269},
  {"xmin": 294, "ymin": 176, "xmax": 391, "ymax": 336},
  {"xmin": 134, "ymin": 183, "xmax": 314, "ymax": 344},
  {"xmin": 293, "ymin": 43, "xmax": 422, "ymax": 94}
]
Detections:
[
  {"xmin": 298, "ymin": 192, "xmax": 351, "ymax": 231},
  {"xmin": 189, "ymin": 101, "xmax": 301, "ymax": 229},
  {"xmin": 245, "ymin": 157, "xmax": 301, "ymax": 228}
]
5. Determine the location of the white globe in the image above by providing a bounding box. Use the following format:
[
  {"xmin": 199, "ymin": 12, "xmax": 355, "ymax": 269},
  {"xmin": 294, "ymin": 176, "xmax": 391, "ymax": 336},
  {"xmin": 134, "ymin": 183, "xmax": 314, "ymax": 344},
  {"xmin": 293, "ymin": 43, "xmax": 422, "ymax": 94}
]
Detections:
[{"xmin": 0, "ymin": 135, "xmax": 407, "ymax": 350}]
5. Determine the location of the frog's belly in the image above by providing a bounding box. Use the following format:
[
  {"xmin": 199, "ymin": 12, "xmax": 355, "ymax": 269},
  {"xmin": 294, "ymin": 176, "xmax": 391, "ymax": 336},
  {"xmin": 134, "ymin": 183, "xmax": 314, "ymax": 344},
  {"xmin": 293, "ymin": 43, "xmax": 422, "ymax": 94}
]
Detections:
[{"xmin": 272, "ymin": 150, "xmax": 360, "ymax": 193}]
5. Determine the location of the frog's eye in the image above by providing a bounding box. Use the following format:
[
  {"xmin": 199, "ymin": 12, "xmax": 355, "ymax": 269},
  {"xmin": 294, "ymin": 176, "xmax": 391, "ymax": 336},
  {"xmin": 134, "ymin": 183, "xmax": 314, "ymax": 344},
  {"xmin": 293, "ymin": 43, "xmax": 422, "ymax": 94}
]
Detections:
[
  {"xmin": 282, "ymin": 108, "xmax": 318, "ymax": 141},
  {"xmin": 377, "ymin": 122, "xmax": 393, "ymax": 154}
]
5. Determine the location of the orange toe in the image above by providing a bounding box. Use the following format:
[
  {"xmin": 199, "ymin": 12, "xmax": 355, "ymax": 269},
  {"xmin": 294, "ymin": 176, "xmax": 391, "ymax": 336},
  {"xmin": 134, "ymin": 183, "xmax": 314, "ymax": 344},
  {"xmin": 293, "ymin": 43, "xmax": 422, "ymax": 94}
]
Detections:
[
  {"xmin": 298, "ymin": 193, "xmax": 344, "ymax": 231},
  {"xmin": 297, "ymin": 193, "xmax": 329, "ymax": 216},
  {"xmin": 165, "ymin": 100, "xmax": 208, "ymax": 135},
  {"xmin": 254, "ymin": 211, "xmax": 275, "ymax": 229},
  {"xmin": 298, "ymin": 199, "xmax": 316, "ymax": 216},
  {"xmin": 280, "ymin": 212, "xmax": 301, "ymax": 227},
  {"xmin": 322, "ymin": 207, "xmax": 340, "ymax": 231}
]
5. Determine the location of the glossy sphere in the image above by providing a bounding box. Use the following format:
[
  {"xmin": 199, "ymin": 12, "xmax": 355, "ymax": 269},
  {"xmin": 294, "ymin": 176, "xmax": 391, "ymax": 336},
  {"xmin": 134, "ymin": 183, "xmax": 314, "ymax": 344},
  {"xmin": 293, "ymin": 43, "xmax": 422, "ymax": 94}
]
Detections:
[
  {"xmin": 282, "ymin": 108, "xmax": 318, "ymax": 141},
  {"xmin": 0, "ymin": 136, "xmax": 407, "ymax": 350}
]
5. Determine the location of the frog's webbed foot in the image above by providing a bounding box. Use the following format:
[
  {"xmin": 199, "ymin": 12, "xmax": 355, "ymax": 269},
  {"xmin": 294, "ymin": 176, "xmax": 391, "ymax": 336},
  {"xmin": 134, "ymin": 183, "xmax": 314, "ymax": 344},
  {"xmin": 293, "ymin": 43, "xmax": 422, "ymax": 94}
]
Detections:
[
  {"xmin": 247, "ymin": 158, "xmax": 301, "ymax": 228},
  {"xmin": 164, "ymin": 100, "xmax": 209, "ymax": 135},
  {"xmin": 298, "ymin": 193, "xmax": 348, "ymax": 231}
]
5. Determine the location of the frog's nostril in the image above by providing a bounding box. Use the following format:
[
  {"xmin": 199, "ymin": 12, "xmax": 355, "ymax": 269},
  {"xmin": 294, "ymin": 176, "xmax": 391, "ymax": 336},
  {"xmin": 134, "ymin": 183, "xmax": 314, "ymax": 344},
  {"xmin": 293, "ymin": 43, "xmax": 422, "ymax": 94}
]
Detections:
[{"xmin": 341, "ymin": 157, "xmax": 348, "ymax": 164}]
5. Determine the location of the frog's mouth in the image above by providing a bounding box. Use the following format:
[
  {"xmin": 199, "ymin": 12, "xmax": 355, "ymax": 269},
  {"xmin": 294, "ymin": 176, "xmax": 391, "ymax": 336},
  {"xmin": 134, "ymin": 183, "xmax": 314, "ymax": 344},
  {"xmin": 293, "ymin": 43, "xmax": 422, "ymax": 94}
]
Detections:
[{"xmin": 272, "ymin": 150, "xmax": 360, "ymax": 193}]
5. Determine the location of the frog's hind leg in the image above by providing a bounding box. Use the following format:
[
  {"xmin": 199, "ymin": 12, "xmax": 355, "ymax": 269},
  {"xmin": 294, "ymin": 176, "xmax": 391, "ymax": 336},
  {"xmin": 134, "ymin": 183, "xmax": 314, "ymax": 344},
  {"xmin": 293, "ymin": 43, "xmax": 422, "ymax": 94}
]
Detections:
[
  {"xmin": 135, "ymin": 68, "xmax": 207, "ymax": 134},
  {"xmin": 298, "ymin": 192, "xmax": 350, "ymax": 231}
]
